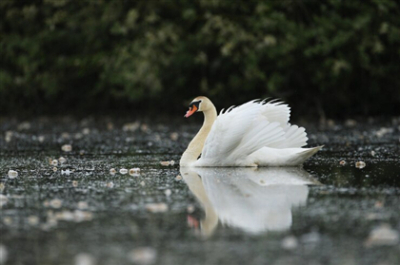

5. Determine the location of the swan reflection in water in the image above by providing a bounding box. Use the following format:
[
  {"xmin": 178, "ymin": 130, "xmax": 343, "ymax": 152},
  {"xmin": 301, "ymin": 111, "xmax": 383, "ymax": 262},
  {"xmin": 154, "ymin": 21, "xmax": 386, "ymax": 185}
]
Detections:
[{"xmin": 181, "ymin": 167, "xmax": 320, "ymax": 237}]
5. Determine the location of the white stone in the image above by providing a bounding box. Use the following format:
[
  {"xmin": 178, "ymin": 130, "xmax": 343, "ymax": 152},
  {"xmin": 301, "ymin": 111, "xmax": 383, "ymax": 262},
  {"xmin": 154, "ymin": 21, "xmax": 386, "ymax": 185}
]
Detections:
[
  {"xmin": 129, "ymin": 247, "xmax": 157, "ymax": 265},
  {"xmin": 8, "ymin": 170, "xmax": 18, "ymax": 179},
  {"xmin": 61, "ymin": 144, "xmax": 72, "ymax": 152}
]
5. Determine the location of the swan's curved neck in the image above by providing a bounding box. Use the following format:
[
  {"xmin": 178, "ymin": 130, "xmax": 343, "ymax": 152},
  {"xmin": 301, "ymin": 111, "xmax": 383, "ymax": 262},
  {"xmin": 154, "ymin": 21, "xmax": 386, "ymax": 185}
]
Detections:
[{"xmin": 180, "ymin": 107, "xmax": 217, "ymax": 166}]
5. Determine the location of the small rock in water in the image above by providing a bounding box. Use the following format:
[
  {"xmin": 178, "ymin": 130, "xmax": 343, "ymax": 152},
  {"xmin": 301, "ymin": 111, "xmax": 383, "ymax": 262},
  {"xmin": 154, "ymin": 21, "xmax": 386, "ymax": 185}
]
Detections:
[
  {"xmin": 129, "ymin": 247, "xmax": 157, "ymax": 265},
  {"xmin": 364, "ymin": 224, "xmax": 399, "ymax": 247},
  {"xmin": 160, "ymin": 160, "xmax": 175, "ymax": 166},
  {"xmin": 72, "ymin": 181, "xmax": 78, "ymax": 187},
  {"xmin": 61, "ymin": 169, "xmax": 72, "ymax": 175},
  {"xmin": 51, "ymin": 159, "xmax": 58, "ymax": 166},
  {"xmin": 371, "ymin": 150, "xmax": 376, "ymax": 157},
  {"xmin": 281, "ymin": 235, "xmax": 298, "ymax": 250},
  {"xmin": 107, "ymin": 182, "xmax": 114, "ymax": 188},
  {"xmin": 61, "ymin": 144, "xmax": 72, "ymax": 152},
  {"xmin": 58, "ymin": 157, "xmax": 67, "ymax": 164},
  {"xmin": 175, "ymin": 175, "xmax": 182, "ymax": 180},
  {"xmin": 339, "ymin": 160, "xmax": 346, "ymax": 166},
  {"xmin": 170, "ymin": 132, "xmax": 179, "ymax": 141},
  {"xmin": 74, "ymin": 210, "xmax": 93, "ymax": 222},
  {"xmin": 75, "ymin": 253, "xmax": 95, "ymax": 265},
  {"xmin": 119, "ymin": 168, "xmax": 128, "ymax": 174},
  {"xmin": 5, "ymin": 131, "xmax": 13, "ymax": 142},
  {"xmin": 109, "ymin": 168, "xmax": 116, "ymax": 175},
  {"xmin": 82, "ymin": 128, "xmax": 90, "ymax": 135},
  {"xmin": 8, "ymin": 170, "xmax": 18, "ymax": 179},
  {"xmin": 52, "ymin": 167, "xmax": 58, "ymax": 172},
  {"xmin": 145, "ymin": 203, "xmax": 168, "ymax": 213},
  {"xmin": 77, "ymin": 201, "xmax": 88, "ymax": 209},
  {"xmin": 0, "ymin": 244, "xmax": 8, "ymax": 264},
  {"xmin": 122, "ymin": 122, "xmax": 140, "ymax": 132},
  {"xmin": 140, "ymin": 181, "xmax": 146, "ymax": 186},
  {"xmin": 187, "ymin": 205, "xmax": 195, "ymax": 213},
  {"xmin": 49, "ymin": 199, "xmax": 63, "ymax": 209},
  {"xmin": 164, "ymin": 189, "xmax": 172, "ymax": 196},
  {"xmin": 355, "ymin": 161, "xmax": 366, "ymax": 169},
  {"xmin": 27, "ymin": 215, "xmax": 39, "ymax": 225},
  {"xmin": 345, "ymin": 119, "xmax": 357, "ymax": 127},
  {"xmin": 129, "ymin": 168, "xmax": 141, "ymax": 176}
]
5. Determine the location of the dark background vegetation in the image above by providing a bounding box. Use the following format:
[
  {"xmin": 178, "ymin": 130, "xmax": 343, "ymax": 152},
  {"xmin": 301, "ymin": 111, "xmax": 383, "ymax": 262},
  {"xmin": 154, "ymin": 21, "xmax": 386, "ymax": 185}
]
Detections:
[{"xmin": 1, "ymin": 0, "xmax": 400, "ymax": 119}]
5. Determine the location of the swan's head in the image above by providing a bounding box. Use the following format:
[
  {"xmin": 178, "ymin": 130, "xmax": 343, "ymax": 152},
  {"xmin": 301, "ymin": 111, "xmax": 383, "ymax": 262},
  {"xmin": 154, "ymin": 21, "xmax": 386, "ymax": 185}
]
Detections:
[{"xmin": 184, "ymin": 96, "xmax": 212, "ymax": 118}]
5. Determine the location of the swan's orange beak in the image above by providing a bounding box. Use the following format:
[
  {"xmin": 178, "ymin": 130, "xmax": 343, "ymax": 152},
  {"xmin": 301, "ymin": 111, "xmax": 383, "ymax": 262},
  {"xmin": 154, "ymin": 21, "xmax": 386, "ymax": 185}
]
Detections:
[{"xmin": 184, "ymin": 105, "xmax": 198, "ymax": 118}]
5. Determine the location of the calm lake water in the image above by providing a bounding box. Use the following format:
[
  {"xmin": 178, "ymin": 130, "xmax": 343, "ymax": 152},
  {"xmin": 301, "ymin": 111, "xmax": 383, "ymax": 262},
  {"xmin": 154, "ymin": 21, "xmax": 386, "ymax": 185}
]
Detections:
[{"xmin": 1, "ymin": 117, "xmax": 399, "ymax": 265}]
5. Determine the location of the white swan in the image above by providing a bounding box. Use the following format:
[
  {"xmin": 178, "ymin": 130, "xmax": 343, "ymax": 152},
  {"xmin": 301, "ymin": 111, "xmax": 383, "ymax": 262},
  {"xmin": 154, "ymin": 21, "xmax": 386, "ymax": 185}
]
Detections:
[
  {"xmin": 180, "ymin": 96, "xmax": 323, "ymax": 167},
  {"xmin": 181, "ymin": 167, "xmax": 319, "ymax": 236}
]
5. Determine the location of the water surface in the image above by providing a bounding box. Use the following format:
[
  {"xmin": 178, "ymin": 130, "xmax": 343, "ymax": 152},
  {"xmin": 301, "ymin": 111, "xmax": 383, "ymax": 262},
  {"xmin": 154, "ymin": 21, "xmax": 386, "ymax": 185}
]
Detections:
[{"xmin": 1, "ymin": 117, "xmax": 399, "ymax": 265}]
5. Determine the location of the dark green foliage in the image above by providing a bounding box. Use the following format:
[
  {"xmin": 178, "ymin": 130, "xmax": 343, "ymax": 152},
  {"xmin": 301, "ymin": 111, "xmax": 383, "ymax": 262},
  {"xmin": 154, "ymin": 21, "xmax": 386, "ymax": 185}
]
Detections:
[{"xmin": 1, "ymin": 0, "xmax": 399, "ymax": 117}]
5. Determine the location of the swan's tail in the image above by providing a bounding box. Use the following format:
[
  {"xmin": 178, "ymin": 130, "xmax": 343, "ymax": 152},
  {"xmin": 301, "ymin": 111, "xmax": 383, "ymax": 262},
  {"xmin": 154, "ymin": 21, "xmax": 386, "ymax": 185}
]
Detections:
[{"xmin": 297, "ymin": 145, "xmax": 324, "ymax": 163}]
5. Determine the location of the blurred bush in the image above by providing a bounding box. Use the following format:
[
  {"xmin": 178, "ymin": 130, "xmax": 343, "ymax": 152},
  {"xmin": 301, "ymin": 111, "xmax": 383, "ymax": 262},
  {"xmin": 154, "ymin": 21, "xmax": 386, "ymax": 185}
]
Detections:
[{"xmin": 1, "ymin": 0, "xmax": 399, "ymax": 118}]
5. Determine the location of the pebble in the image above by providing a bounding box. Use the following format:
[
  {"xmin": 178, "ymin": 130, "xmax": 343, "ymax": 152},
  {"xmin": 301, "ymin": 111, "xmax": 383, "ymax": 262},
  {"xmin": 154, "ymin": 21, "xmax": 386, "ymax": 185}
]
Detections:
[
  {"xmin": 371, "ymin": 150, "xmax": 376, "ymax": 157},
  {"xmin": 51, "ymin": 159, "xmax": 58, "ymax": 166},
  {"xmin": 122, "ymin": 122, "xmax": 140, "ymax": 132},
  {"xmin": 56, "ymin": 210, "xmax": 74, "ymax": 221},
  {"xmin": 49, "ymin": 199, "xmax": 63, "ymax": 209},
  {"xmin": 339, "ymin": 160, "xmax": 346, "ymax": 166},
  {"xmin": 77, "ymin": 201, "xmax": 88, "ymax": 209},
  {"xmin": 187, "ymin": 205, "xmax": 195, "ymax": 213},
  {"xmin": 61, "ymin": 169, "xmax": 72, "ymax": 175},
  {"xmin": 140, "ymin": 181, "xmax": 146, "ymax": 187},
  {"xmin": 160, "ymin": 160, "xmax": 175, "ymax": 166},
  {"xmin": 364, "ymin": 224, "xmax": 399, "ymax": 247},
  {"xmin": 129, "ymin": 168, "xmax": 141, "ymax": 176},
  {"xmin": 119, "ymin": 168, "xmax": 128, "ymax": 174},
  {"xmin": 8, "ymin": 170, "xmax": 18, "ymax": 179},
  {"xmin": 281, "ymin": 235, "xmax": 298, "ymax": 250},
  {"xmin": 145, "ymin": 203, "xmax": 168, "ymax": 213},
  {"xmin": 129, "ymin": 247, "xmax": 157, "ymax": 265},
  {"xmin": 61, "ymin": 144, "xmax": 72, "ymax": 152},
  {"xmin": 59, "ymin": 157, "xmax": 67, "ymax": 164},
  {"xmin": 170, "ymin": 132, "xmax": 179, "ymax": 141},
  {"xmin": 5, "ymin": 131, "xmax": 13, "ymax": 142},
  {"xmin": 72, "ymin": 181, "xmax": 78, "ymax": 187},
  {"xmin": 27, "ymin": 215, "xmax": 39, "ymax": 225},
  {"xmin": 355, "ymin": 161, "xmax": 366, "ymax": 169},
  {"xmin": 164, "ymin": 189, "xmax": 172, "ymax": 196},
  {"xmin": 75, "ymin": 253, "xmax": 95, "ymax": 265},
  {"xmin": 175, "ymin": 175, "xmax": 182, "ymax": 180},
  {"xmin": 109, "ymin": 168, "xmax": 116, "ymax": 175},
  {"xmin": 107, "ymin": 182, "xmax": 114, "ymax": 188},
  {"xmin": 74, "ymin": 210, "xmax": 93, "ymax": 222}
]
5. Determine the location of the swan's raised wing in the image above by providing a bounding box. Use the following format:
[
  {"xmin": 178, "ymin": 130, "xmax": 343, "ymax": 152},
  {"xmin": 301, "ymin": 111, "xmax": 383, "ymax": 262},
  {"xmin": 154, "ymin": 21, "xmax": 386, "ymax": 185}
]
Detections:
[
  {"xmin": 260, "ymin": 101, "xmax": 308, "ymax": 148},
  {"xmin": 199, "ymin": 100, "xmax": 286, "ymax": 165}
]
